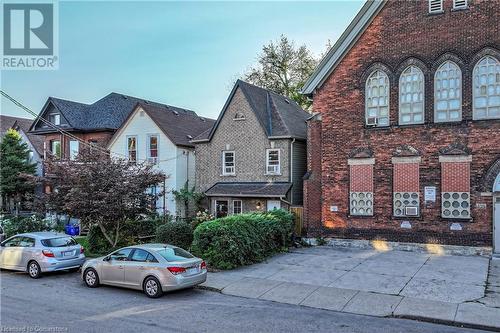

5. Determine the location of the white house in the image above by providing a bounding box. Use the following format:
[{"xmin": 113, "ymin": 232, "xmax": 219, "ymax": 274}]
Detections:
[{"xmin": 107, "ymin": 102, "xmax": 215, "ymax": 217}]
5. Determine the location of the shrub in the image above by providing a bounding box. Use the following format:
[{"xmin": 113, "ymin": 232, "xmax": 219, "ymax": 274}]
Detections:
[
  {"xmin": 190, "ymin": 210, "xmax": 214, "ymax": 230},
  {"xmin": 155, "ymin": 221, "xmax": 193, "ymax": 250},
  {"xmin": 1, "ymin": 215, "xmax": 51, "ymax": 238},
  {"xmin": 192, "ymin": 209, "xmax": 294, "ymax": 270},
  {"xmin": 87, "ymin": 225, "xmax": 113, "ymax": 254}
]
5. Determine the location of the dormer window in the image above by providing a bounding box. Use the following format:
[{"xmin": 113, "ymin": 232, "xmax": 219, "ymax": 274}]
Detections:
[
  {"xmin": 453, "ymin": 0, "xmax": 468, "ymax": 10},
  {"xmin": 49, "ymin": 113, "xmax": 60, "ymax": 125},
  {"xmin": 429, "ymin": 0, "xmax": 443, "ymax": 14}
]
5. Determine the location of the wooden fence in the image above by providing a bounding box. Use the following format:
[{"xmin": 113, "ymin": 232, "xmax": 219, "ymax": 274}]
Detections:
[{"xmin": 290, "ymin": 206, "xmax": 303, "ymax": 236}]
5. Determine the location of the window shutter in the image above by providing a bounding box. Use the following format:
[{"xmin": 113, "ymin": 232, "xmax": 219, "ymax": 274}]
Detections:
[
  {"xmin": 441, "ymin": 160, "xmax": 471, "ymax": 219},
  {"xmin": 453, "ymin": 0, "xmax": 468, "ymax": 9},
  {"xmin": 429, "ymin": 0, "xmax": 443, "ymax": 13}
]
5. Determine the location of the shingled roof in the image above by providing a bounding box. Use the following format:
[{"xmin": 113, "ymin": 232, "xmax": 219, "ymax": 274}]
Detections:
[
  {"xmin": 205, "ymin": 182, "xmax": 292, "ymax": 198},
  {"xmin": 193, "ymin": 80, "xmax": 309, "ymax": 142},
  {"xmin": 0, "ymin": 115, "xmax": 44, "ymax": 155},
  {"xmin": 30, "ymin": 92, "xmax": 201, "ymax": 133},
  {"xmin": 120, "ymin": 102, "xmax": 215, "ymax": 148}
]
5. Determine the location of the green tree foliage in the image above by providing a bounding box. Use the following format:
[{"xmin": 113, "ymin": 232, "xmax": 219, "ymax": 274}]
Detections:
[
  {"xmin": 243, "ymin": 35, "xmax": 319, "ymax": 110},
  {"xmin": 0, "ymin": 128, "xmax": 37, "ymax": 212}
]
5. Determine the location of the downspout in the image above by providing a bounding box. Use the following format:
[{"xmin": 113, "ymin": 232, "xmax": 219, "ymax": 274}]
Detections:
[{"xmin": 290, "ymin": 138, "xmax": 296, "ymax": 206}]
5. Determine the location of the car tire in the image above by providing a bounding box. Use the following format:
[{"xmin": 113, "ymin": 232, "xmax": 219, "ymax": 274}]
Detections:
[
  {"xmin": 27, "ymin": 261, "xmax": 41, "ymax": 279},
  {"xmin": 143, "ymin": 276, "xmax": 163, "ymax": 298},
  {"xmin": 84, "ymin": 268, "xmax": 100, "ymax": 288}
]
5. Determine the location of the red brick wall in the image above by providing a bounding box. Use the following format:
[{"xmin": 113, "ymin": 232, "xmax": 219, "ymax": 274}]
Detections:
[
  {"xmin": 303, "ymin": 119, "xmax": 322, "ymax": 232},
  {"xmin": 43, "ymin": 131, "xmax": 113, "ymax": 159},
  {"xmin": 394, "ymin": 163, "xmax": 419, "ymax": 192},
  {"xmin": 306, "ymin": 0, "xmax": 500, "ymax": 246}
]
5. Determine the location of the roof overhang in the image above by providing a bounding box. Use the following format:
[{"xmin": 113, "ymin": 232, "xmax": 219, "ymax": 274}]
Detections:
[
  {"xmin": 204, "ymin": 182, "xmax": 292, "ymax": 198},
  {"xmin": 301, "ymin": 0, "xmax": 386, "ymax": 96}
]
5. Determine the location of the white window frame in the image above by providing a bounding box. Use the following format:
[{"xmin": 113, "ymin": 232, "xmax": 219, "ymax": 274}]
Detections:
[
  {"xmin": 453, "ymin": 0, "xmax": 468, "ymax": 10},
  {"xmin": 365, "ymin": 70, "xmax": 390, "ymax": 127},
  {"xmin": 233, "ymin": 200, "xmax": 242, "ymax": 215},
  {"xmin": 399, "ymin": 66, "xmax": 425, "ymax": 125},
  {"xmin": 49, "ymin": 113, "xmax": 61, "ymax": 125},
  {"xmin": 222, "ymin": 151, "xmax": 235, "ymax": 176},
  {"xmin": 50, "ymin": 140, "xmax": 61, "ymax": 158},
  {"xmin": 434, "ymin": 61, "xmax": 462, "ymax": 123},
  {"xmin": 127, "ymin": 136, "xmax": 138, "ymax": 163},
  {"xmin": 266, "ymin": 149, "xmax": 281, "ymax": 175},
  {"xmin": 473, "ymin": 56, "xmax": 500, "ymax": 120},
  {"xmin": 429, "ymin": 0, "xmax": 443, "ymax": 13},
  {"xmin": 147, "ymin": 134, "xmax": 159, "ymax": 164},
  {"xmin": 69, "ymin": 140, "xmax": 79, "ymax": 160}
]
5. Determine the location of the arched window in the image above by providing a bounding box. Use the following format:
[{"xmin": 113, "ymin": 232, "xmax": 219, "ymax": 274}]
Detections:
[
  {"xmin": 473, "ymin": 56, "xmax": 500, "ymax": 120},
  {"xmin": 365, "ymin": 70, "xmax": 389, "ymax": 127},
  {"xmin": 435, "ymin": 61, "xmax": 462, "ymax": 122},
  {"xmin": 399, "ymin": 66, "xmax": 425, "ymax": 125}
]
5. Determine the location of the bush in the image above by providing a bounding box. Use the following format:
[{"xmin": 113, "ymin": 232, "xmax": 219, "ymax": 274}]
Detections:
[
  {"xmin": 87, "ymin": 225, "xmax": 113, "ymax": 254},
  {"xmin": 191, "ymin": 209, "xmax": 294, "ymax": 270},
  {"xmin": 155, "ymin": 221, "xmax": 193, "ymax": 250},
  {"xmin": 190, "ymin": 210, "xmax": 214, "ymax": 230},
  {"xmin": 1, "ymin": 215, "xmax": 51, "ymax": 238}
]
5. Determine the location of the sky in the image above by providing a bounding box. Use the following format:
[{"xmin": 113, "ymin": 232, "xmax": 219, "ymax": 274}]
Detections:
[{"xmin": 0, "ymin": 0, "xmax": 364, "ymax": 120}]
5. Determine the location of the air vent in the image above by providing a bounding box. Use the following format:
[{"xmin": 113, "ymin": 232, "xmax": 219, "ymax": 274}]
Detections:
[
  {"xmin": 453, "ymin": 0, "xmax": 467, "ymax": 9},
  {"xmin": 405, "ymin": 206, "xmax": 419, "ymax": 217},
  {"xmin": 187, "ymin": 135, "xmax": 193, "ymax": 140},
  {"xmin": 429, "ymin": 0, "xmax": 443, "ymax": 13},
  {"xmin": 366, "ymin": 116, "xmax": 378, "ymax": 126}
]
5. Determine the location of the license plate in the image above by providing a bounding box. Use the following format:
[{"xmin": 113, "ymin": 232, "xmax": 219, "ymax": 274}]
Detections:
[
  {"xmin": 63, "ymin": 251, "xmax": 73, "ymax": 257},
  {"xmin": 186, "ymin": 267, "xmax": 198, "ymax": 275}
]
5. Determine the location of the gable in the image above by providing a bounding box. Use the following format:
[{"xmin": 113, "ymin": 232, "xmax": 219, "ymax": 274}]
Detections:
[{"xmin": 31, "ymin": 101, "xmax": 71, "ymax": 131}]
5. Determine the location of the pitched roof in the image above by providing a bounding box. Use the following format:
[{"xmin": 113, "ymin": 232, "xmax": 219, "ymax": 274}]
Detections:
[
  {"xmin": 0, "ymin": 115, "xmax": 44, "ymax": 155},
  {"xmin": 31, "ymin": 92, "xmax": 202, "ymax": 133},
  {"xmin": 193, "ymin": 80, "xmax": 309, "ymax": 142},
  {"xmin": 134, "ymin": 103, "xmax": 215, "ymax": 147},
  {"xmin": 301, "ymin": 0, "xmax": 385, "ymax": 95},
  {"xmin": 204, "ymin": 182, "xmax": 292, "ymax": 198}
]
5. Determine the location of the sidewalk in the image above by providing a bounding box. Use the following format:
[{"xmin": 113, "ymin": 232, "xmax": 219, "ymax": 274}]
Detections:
[{"xmin": 200, "ymin": 245, "xmax": 500, "ymax": 331}]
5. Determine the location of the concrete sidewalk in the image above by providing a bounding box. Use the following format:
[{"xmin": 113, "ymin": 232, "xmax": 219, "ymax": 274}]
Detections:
[{"xmin": 200, "ymin": 246, "xmax": 500, "ymax": 331}]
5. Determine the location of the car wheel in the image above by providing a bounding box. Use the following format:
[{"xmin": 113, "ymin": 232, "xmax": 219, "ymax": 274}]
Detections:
[
  {"xmin": 27, "ymin": 261, "xmax": 41, "ymax": 279},
  {"xmin": 84, "ymin": 268, "xmax": 100, "ymax": 288},
  {"xmin": 143, "ymin": 276, "xmax": 163, "ymax": 298}
]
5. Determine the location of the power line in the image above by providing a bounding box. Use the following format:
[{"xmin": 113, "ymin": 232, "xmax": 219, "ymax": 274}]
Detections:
[{"xmin": 1, "ymin": 90, "xmax": 187, "ymax": 163}]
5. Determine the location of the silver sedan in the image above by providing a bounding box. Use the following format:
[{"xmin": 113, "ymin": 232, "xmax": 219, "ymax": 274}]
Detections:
[
  {"xmin": 81, "ymin": 244, "xmax": 207, "ymax": 298},
  {"xmin": 0, "ymin": 232, "xmax": 86, "ymax": 278}
]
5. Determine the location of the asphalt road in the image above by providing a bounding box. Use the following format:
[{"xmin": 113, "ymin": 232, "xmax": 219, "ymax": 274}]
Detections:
[{"xmin": 0, "ymin": 270, "xmax": 489, "ymax": 333}]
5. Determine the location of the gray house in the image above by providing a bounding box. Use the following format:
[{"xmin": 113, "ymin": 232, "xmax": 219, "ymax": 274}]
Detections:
[{"xmin": 192, "ymin": 80, "xmax": 309, "ymax": 218}]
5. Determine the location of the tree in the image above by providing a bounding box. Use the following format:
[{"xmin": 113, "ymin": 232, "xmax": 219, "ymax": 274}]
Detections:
[
  {"xmin": 40, "ymin": 149, "xmax": 166, "ymax": 247},
  {"xmin": 243, "ymin": 35, "xmax": 319, "ymax": 110},
  {"xmin": 172, "ymin": 182, "xmax": 205, "ymax": 219},
  {"xmin": 0, "ymin": 128, "xmax": 37, "ymax": 214}
]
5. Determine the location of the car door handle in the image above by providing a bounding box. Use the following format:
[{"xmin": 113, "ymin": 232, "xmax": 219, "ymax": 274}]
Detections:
[{"xmin": 139, "ymin": 266, "xmax": 145, "ymax": 270}]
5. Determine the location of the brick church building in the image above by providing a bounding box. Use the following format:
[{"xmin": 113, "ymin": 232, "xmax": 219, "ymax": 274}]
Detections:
[{"xmin": 302, "ymin": 0, "xmax": 500, "ymax": 251}]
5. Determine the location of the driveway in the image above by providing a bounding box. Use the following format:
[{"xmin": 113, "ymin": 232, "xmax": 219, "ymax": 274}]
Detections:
[{"xmin": 202, "ymin": 246, "xmax": 500, "ymax": 329}]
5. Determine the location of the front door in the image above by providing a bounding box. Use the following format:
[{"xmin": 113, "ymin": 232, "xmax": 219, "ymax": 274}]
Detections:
[
  {"xmin": 494, "ymin": 197, "xmax": 500, "ymax": 255},
  {"xmin": 215, "ymin": 200, "xmax": 228, "ymax": 218},
  {"xmin": 267, "ymin": 200, "xmax": 281, "ymax": 211}
]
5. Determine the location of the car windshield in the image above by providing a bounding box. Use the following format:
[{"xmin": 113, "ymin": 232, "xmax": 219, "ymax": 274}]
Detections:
[
  {"xmin": 41, "ymin": 237, "xmax": 77, "ymax": 247},
  {"xmin": 156, "ymin": 247, "xmax": 194, "ymax": 261}
]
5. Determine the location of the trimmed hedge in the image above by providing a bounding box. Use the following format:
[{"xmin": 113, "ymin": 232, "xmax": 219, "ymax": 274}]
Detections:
[
  {"xmin": 155, "ymin": 221, "xmax": 193, "ymax": 250},
  {"xmin": 191, "ymin": 209, "xmax": 294, "ymax": 270}
]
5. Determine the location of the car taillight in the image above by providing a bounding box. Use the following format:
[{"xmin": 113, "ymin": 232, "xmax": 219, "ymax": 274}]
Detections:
[
  {"xmin": 200, "ymin": 261, "xmax": 207, "ymax": 270},
  {"xmin": 42, "ymin": 250, "xmax": 54, "ymax": 257},
  {"xmin": 167, "ymin": 266, "xmax": 186, "ymax": 275},
  {"xmin": 80, "ymin": 246, "xmax": 85, "ymax": 254}
]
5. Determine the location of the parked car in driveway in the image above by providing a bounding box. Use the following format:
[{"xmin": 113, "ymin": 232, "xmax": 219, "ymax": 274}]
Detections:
[
  {"xmin": 82, "ymin": 244, "xmax": 207, "ymax": 298},
  {"xmin": 0, "ymin": 232, "xmax": 86, "ymax": 278}
]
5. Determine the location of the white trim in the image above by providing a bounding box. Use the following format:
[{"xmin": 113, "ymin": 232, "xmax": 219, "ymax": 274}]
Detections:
[
  {"xmin": 472, "ymin": 56, "xmax": 500, "ymax": 120},
  {"xmin": 438, "ymin": 155, "xmax": 472, "ymax": 163},
  {"xmin": 232, "ymin": 200, "xmax": 242, "ymax": 214},
  {"xmin": 429, "ymin": 0, "xmax": 444, "ymax": 14},
  {"xmin": 126, "ymin": 135, "xmax": 138, "ymax": 163},
  {"xmin": 266, "ymin": 148, "xmax": 281, "ymax": 175},
  {"xmin": 69, "ymin": 140, "xmax": 79, "ymax": 160},
  {"xmin": 348, "ymin": 158, "xmax": 375, "ymax": 165},
  {"xmin": 391, "ymin": 156, "xmax": 421, "ymax": 164},
  {"xmin": 222, "ymin": 150, "xmax": 235, "ymax": 176},
  {"xmin": 453, "ymin": 0, "xmax": 468, "ymax": 10},
  {"xmin": 147, "ymin": 134, "xmax": 159, "ymax": 164},
  {"xmin": 365, "ymin": 70, "xmax": 390, "ymax": 127},
  {"xmin": 301, "ymin": 0, "xmax": 386, "ymax": 95},
  {"xmin": 399, "ymin": 66, "xmax": 425, "ymax": 125},
  {"xmin": 494, "ymin": 173, "xmax": 500, "ymax": 192}
]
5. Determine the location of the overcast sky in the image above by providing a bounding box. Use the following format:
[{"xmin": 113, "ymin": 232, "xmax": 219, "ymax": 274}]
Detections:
[{"xmin": 1, "ymin": 0, "xmax": 364, "ymax": 120}]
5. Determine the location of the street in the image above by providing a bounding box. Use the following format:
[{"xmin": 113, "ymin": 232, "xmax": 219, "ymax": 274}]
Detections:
[{"xmin": 0, "ymin": 270, "xmax": 489, "ymax": 333}]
